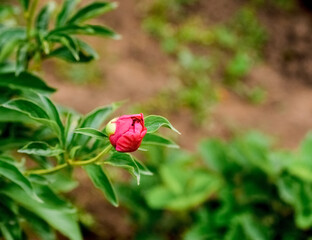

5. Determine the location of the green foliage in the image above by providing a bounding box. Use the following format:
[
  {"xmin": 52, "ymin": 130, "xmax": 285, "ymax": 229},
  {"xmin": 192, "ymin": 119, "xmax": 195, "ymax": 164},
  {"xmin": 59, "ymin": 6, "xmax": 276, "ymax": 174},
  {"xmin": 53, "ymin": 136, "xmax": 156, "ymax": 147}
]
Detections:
[
  {"xmin": 0, "ymin": 0, "xmax": 179, "ymax": 239},
  {"xmin": 118, "ymin": 132, "xmax": 312, "ymax": 239},
  {"xmin": 0, "ymin": 89, "xmax": 177, "ymax": 239},
  {"xmin": 83, "ymin": 163, "xmax": 118, "ymax": 207},
  {"xmin": 0, "ymin": 0, "xmax": 119, "ymax": 75}
]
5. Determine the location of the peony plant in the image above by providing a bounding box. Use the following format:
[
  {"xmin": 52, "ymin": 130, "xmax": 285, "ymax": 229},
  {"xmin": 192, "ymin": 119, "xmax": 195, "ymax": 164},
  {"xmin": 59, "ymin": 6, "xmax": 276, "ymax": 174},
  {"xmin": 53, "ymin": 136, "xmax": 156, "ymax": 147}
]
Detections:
[{"xmin": 0, "ymin": 1, "xmax": 179, "ymax": 239}]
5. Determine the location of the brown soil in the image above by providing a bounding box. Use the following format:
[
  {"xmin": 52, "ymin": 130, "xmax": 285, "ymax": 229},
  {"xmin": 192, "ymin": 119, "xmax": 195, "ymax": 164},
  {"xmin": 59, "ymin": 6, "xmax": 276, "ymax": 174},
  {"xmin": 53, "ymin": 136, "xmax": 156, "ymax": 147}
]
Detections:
[{"xmin": 44, "ymin": 0, "xmax": 312, "ymax": 238}]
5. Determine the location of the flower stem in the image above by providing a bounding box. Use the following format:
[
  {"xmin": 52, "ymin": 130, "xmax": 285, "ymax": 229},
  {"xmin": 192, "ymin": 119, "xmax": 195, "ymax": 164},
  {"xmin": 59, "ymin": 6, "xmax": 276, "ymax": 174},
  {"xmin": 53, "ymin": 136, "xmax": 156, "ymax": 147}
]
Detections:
[
  {"xmin": 25, "ymin": 145, "xmax": 113, "ymax": 175},
  {"xmin": 25, "ymin": 163, "xmax": 68, "ymax": 175},
  {"xmin": 70, "ymin": 145, "xmax": 112, "ymax": 166}
]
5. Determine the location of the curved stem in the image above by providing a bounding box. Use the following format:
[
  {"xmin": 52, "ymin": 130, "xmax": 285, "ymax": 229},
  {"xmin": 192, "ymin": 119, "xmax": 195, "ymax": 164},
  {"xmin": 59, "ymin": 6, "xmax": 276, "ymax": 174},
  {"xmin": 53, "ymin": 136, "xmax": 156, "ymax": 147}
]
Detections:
[
  {"xmin": 25, "ymin": 163, "xmax": 68, "ymax": 175},
  {"xmin": 25, "ymin": 145, "xmax": 113, "ymax": 175},
  {"xmin": 70, "ymin": 145, "xmax": 112, "ymax": 166}
]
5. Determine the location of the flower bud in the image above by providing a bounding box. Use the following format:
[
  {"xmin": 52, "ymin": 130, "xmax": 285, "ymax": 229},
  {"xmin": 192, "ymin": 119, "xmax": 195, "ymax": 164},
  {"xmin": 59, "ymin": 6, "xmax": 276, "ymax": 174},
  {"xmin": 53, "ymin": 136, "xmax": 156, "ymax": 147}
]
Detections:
[{"xmin": 106, "ymin": 113, "xmax": 147, "ymax": 152}]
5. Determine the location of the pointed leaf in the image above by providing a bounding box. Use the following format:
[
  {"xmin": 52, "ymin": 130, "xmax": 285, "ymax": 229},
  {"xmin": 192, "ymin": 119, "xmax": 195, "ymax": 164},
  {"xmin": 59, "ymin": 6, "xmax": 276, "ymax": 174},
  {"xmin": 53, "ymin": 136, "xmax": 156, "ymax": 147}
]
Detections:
[
  {"xmin": 2, "ymin": 98, "xmax": 60, "ymax": 135},
  {"xmin": 0, "ymin": 28, "xmax": 26, "ymax": 61},
  {"xmin": 56, "ymin": 0, "xmax": 80, "ymax": 27},
  {"xmin": 20, "ymin": 208, "xmax": 56, "ymax": 240},
  {"xmin": 49, "ymin": 24, "xmax": 120, "ymax": 39},
  {"xmin": 15, "ymin": 42, "xmax": 29, "ymax": 76},
  {"xmin": 48, "ymin": 34, "xmax": 80, "ymax": 61},
  {"xmin": 35, "ymin": 2, "xmax": 55, "ymax": 31},
  {"xmin": 48, "ymin": 39, "xmax": 98, "ymax": 62},
  {"xmin": 83, "ymin": 164, "xmax": 118, "ymax": 207},
  {"xmin": 144, "ymin": 115, "xmax": 180, "ymax": 134},
  {"xmin": 105, "ymin": 152, "xmax": 140, "ymax": 184},
  {"xmin": 38, "ymin": 94, "xmax": 64, "ymax": 143},
  {"xmin": 75, "ymin": 127, "xmax": 107, "ymax": 140},
  {"xmin": 0, "ymin": 72, "xmax": 55, "ymax": 93},
  {"xmin": 142, "ymin": 133, "xmax": 179, "ymax": 148},
  {"xmin": 74, "ymin": 104, "xmax": 116, "ymax": 146},
  {"xmin": 134, "ymin": 158, "xmax": 153, "ymax": 176},
  {"xmin": 68, "ymin": 2, "xmax": 118, "ymax": 24},
  {"xmin": 18, "ymin": 141, "xmax": 64, "ymax": 157},
  {"xmin": 0, "ymin": 157, "xmax": 38, "ymax": 201},
  {"xmin": 0, "ymin": 183, "xmax": 82, "ymax": 240}
]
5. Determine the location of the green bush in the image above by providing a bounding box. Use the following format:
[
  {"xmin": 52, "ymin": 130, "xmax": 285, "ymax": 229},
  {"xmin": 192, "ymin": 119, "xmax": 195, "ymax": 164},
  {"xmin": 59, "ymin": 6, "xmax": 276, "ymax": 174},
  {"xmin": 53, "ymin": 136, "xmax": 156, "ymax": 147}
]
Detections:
[{"xmin": 119, "ymin": 132, "xmax": 312, "ymax": 239}]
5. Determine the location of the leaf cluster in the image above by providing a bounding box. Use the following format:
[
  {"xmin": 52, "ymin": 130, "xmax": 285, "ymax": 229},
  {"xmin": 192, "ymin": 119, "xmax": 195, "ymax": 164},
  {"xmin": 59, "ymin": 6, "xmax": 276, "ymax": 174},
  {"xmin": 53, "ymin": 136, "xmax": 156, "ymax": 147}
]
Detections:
[
  {"xmin": 0, "ymin": 0, "xmax": 119, "ymax": 75},
  {"xmin": 118, "ymin": 132, "xmax": 312, "ymax": 240},
  {"xmin": 0, "ymin": 1, "xmax": 180, "ymax": 239}
]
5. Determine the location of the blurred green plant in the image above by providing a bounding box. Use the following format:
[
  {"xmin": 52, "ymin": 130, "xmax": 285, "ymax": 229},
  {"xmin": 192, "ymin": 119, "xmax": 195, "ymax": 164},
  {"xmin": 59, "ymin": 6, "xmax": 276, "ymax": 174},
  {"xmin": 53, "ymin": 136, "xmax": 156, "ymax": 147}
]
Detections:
[
  {"xmin": 55, "ymin": 60, "xmax": 102, "ymax": 85},
  {"xmin": 0, "ymin": 1, "xmax": 179, "ymax": 239},
  {"xmin": 139, "ymin": 0, "xmax": 268, "ymax": 122},
  {"xmin": 118, "ymin": 132, "xmax": 312, "ymax": 239}
]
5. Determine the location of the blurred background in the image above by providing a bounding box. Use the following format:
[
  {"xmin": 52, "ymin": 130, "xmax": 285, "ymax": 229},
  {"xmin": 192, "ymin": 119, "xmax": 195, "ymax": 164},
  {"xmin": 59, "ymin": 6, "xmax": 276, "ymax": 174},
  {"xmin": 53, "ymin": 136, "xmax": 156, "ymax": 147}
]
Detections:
[
  {"xmin": 47, "ymin": 0, "xmax": 312, "ymax": 239},
  {"xmin": 3, "ymin": 0, "xmax": 312, "ymax": 239},
  {"xmin": 45, "ymin": 0, "xmax": 312, "ymax": 151}
]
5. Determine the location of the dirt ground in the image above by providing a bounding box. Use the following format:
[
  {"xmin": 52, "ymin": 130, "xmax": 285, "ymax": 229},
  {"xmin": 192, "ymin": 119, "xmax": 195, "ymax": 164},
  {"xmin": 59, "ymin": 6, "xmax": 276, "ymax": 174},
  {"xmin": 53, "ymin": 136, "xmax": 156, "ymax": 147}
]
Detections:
[{"xmin": 45, "ymin": 0, "xmax": 312, "ymax": 238}]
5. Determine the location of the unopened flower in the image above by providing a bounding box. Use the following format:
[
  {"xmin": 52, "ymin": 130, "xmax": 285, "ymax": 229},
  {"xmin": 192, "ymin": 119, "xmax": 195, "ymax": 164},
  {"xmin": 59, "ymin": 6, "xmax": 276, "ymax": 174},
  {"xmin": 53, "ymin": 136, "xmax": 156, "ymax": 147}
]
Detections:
[{"xmin": 106, "ymin": 113, "xmax": 147, "ymax": 152}]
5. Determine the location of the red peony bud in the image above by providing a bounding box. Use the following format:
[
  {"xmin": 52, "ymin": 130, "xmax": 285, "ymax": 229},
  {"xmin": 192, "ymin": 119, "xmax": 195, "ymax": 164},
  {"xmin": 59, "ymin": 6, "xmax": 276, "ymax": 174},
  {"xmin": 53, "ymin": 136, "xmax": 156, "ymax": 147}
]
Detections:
[{"xmin": 106, "ymin": 113, "xmax": 147, "ymax": 152}]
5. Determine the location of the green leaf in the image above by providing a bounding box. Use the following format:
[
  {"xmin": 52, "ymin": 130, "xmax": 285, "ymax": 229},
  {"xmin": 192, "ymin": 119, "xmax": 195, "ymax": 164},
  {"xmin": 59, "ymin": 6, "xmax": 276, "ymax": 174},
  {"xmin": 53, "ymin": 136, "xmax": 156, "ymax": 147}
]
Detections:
[
  {"xmin": 48, "ymin": 39, "xmax": 98, "ymax": 63},
  {"xmin": 277, "ymin": 175, "xmax": 312, "ymax": 229},
  {"xmin": 18, "ymin": 0, "xmax": 29, "ymax": 10},
  {"xmin": 142, "ymin": 133, "xmax": 179, "ymax": 148},
  {"xmin": 226, "ymin": 52, "xmax": 252, "ymax": 81},
  {"xmin": 0, "ymin": 106, "xmax": 33, "ymax": 123},
  {"xmin": 56, "ymin": 0, "xmax": 80, "ymax": 27},
  {"xmin": 47, "ymin": 171, "xmax": 78, "ymax": 193},
  {"xmin": 18, "ymin": 141, "xmax": 64, "ymax": 157},
  {"xmin": 68, "ymin": 1, "xmax": 118, "ymax": 24},
  {"xmin": 0, "ymin": 27, "xmax": 26, "ymax": 48},
  {"xmin": 75, "ymin": 127, "xmax": 107, "ymax": 140},
  {"xmin": 0, "ymin": 220, "xmax": 22, "ymax": 240},
  {"xmin": 49, "ymin": 24, "xmax": 120, "ymax": 39},
  {"xmin": 145, "ymin": 166, "xmax": 221, "ymax": 210},
  {"xmin": 15, "ymin": 42, "xmax": 29, "ymax": 76},
  {"xmin": 199, "ymin": 139, "xmax": 227, "ymax": 172},
  {"xmin": 0, "ymin": 62, "xmax": 15, "ymax": 74},
  {"xmin": 144, "ymin": 115, "xmax": 180, "ymax": 134},
  {"xmin": 0, "ymin": 72, "xmax": 55, "ymax": 93},
  {"xmin": 35, "ymin": 2, "xmax": 55, "ymax": 31},
  {"xmin": 0, "ymin": 197, "xmax": 22, "ymax": 240},
  {"xmin": 83, "ymin": 164, "xmax": 118, "ymax": 207},
  {"xmin": 0, "ymin": 157, "xmax": 38, "ymax": 201},
  {"xmin": 298, "ymin": 132, "xmax": 312, "ymax": 165},
  {"xmin": 225, "ymin": 214, "xmax": 270, "ymax": 240},
  {"xmin": 2, "ymin": 98, "xmax": 60, "ymax": 136},
  {"xmin": 74, "ymin": 104, "xmax": 116, "ymax": 147},
  {"xmin": 48, "ymin": 34, "xmax": 80, "ymax": 61},
  {"xmin": 0, "ymin": 27, "xmax": 26, "ymax": 61},
  {"xmin": 38, "ymin": 94, "xmax": 64, "ymax": 143},
  {"xmin": 20, "ymin": 208, "xmax": 56, "ymax": 240},
  {"xmin": 133, "ymin": 158, "xmax": 153, "ymax": 176},
  {"xmin": 64, "ymin": 112, "xmax": 80, "ymax": 148},
  {"xmin": 0, "ymin": 137, "xmax": 29, "ymax": 151},
  {"xmin": 1, "ymin": 183, "xmax": 82, "ymax": 240},
  {"xmin": 0, "ymin": 40, "xmax": 21, "ymax": 62},
  {"xmin": 105, "ymin": 152, "xmax": 140, "ymax": 184}
]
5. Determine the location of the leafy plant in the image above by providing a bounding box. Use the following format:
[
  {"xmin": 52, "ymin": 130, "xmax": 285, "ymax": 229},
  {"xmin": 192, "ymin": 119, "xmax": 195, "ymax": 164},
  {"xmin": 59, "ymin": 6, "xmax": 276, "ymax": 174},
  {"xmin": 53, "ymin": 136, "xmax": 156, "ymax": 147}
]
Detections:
[
  {"xmin": 0, "ymin": 1, "xmax": 179, "ymax": 239},
  {"xmin": 118, "ymin": 132, "xmax": 312, "ymax": 240}
]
